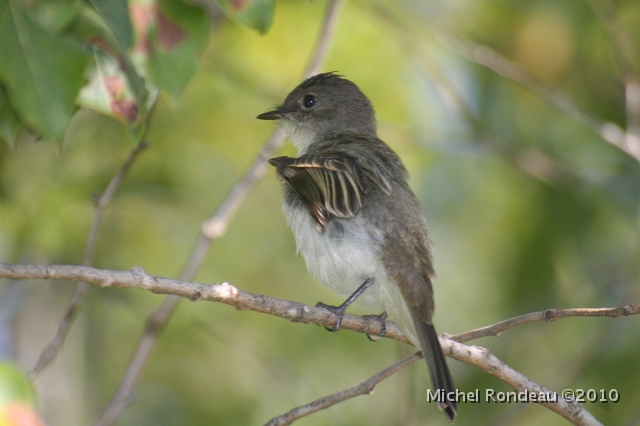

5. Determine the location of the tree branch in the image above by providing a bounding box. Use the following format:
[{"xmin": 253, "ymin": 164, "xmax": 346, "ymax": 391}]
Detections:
[
  {"xmin": 94, "ymin": 3, "xmax": 344, "ymax": 424},
  {"xmin": 2, "ymin": 263, "xmax": 637, "ymax": 426},
  {"xmin": 30, "ymin": 141, "xmax": 148, "ymax": 377},
  {"xmin": 0, "ymin": 263, "xmax": 410, "ymax": 342},
  {"xmin": 450, "ymin": 305, "xmax": 640, "ymax": 343},
  {"xmin": 2, "ymin": 263, "xmax": 637, "ymax": 347},
  {"xmin": 264, "ymin": 352, "xmax": 423, "ymax": 426},
  {"xmin": 447, "ymin": 341, "xmax": 602, "ymax": 426}
]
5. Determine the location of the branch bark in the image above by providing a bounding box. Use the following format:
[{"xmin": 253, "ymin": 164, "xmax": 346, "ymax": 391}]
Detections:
[
  {"xmin": 2, "ymin": 262, "xmax": 637, "ymax": 426},
  {"xmin": 450, "ymin": 305, "xmax": 640, "ymax": 343},
  {"xmin": 264, "ymin": 352, "xmax": 423, "ymax": 426},
  {"xmin": 0, "ymin": 264, "xmax": 407, "ymax": 341},
  {"xmin": 2, "ymin": 263, "xmax": 637, "ymax": 346}
]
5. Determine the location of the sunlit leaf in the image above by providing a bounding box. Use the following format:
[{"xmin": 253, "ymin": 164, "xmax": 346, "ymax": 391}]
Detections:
[
  {"xmin": 26, "ymin": 0, "xmax": 81, "ymax": 33},
  {"xmin": 77, "ymin": 48, "xmax": 151, "ymax": 144},
  {"xmin": 70, "ymin": 5, "xmax": 151, "ymax": 143}
]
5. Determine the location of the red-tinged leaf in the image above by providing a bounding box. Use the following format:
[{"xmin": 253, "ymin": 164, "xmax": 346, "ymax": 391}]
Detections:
[
  {"xmin": 157, "ymin": 11, "xmax": 188, "ymax": 50},
  {"xmin": 215, "ymin": 0, "xmax": 275, "ymax": 34},
  {"xmin": 229, "ymin": 0, "xmax": 250, "ymax": 11},
  {"xmin": 130, "ymin": 3, "xmax": 152, "ymax": 53},
  {"xmin": 109, "ymin": 98, "xmax": 138, "ymax": 122},
  {"xmin": 103, "ymin": 75, "xmax": 125, "ymax": 98}
]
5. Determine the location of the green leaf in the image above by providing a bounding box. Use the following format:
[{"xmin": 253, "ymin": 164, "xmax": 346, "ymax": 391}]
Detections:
[
  {"xmin": 146, "ymin": 1, "xmax": 209, "ymax": 102},
  {"xmin": 0, "ymin": 362, "xmax": 35, "ymax": 407},
  {"xmin": 0, "ymin": 1, "xmax": 90, "ymax": 142},
  {"xmin": 147, "ymin": 34, "xmax": 200, "ymax": 103},
  {"xmin": 26, "ymin": 0, "xmax": 81, "ymax": 33},
  {"xmin": 216, "ymin": 0, "xmax": 276, "ymax": 34},
  {"xmin": 158, "ymin": 0, "xmax": 209, "ymax": 44},
  {"xmin": 86, "ymin": 0, "xmax": 133, "ymax": 51},
  {"xmin": 0, "ymin": 84, "xmax": 21, "ymax": 147}
]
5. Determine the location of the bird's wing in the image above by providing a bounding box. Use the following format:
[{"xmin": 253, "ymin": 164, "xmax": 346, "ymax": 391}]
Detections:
[{"xmin": 269, "ymin": 155, "xmax": 365, "ymax": 232}]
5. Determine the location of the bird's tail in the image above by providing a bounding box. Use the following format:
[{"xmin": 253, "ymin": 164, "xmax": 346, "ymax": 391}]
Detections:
[{"xmin": 411, "ymin": 316, "xmax": 457, "ymax": 423}]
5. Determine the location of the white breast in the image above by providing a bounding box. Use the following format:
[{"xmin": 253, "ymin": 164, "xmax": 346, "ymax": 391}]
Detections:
[
  {"xmin": 283, "ymin": 203, "xmax": 418, "ymax": 344},
  {"xmin": 284, "ymin": 203, "xmax": 382, "ymax": 309}
]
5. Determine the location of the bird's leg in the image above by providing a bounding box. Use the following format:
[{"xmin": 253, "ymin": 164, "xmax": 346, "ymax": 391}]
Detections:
[
  {"xmin": 316, "ymin": 277, "xmax": 375, "ymax": 332},
  {"xmin": 364, "ymin": 311, "xmax": 388, "ymax": 341}
]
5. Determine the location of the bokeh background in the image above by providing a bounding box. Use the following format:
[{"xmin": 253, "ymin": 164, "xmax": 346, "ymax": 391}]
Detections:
[{"xmin": 1, "ymin": 0, "xmax": 640, "ymax": 425}]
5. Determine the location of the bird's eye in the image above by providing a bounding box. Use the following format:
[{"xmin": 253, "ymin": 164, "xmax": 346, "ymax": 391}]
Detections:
[{"xmin": 303, "ymin": 94, "xmax": 317, "ymax": 108}]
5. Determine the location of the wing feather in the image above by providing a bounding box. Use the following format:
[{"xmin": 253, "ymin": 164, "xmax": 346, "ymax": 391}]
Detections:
[{"xmin": 269, "ymin": 155, "xmax": 365, "ymax": 232}]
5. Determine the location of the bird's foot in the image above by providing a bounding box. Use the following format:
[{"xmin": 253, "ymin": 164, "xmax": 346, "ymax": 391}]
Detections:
[
  {"xmin": 315, "ymin": 302, "xmax": 347, "ymax": 332},
  {"xmin": 365, "ymin": 311, "xmax": 388, "ymax": 341}
]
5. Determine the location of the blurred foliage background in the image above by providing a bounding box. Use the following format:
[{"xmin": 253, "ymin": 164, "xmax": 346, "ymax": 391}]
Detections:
[{"xmin": 1, "ymin": 0, "xmax": 640, "ymax": 425}]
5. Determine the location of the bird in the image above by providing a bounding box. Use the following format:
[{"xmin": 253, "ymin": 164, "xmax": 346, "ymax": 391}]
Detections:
[{"xmin": 257, "ymin": 72, "xmax": 457, "ymax": 422}]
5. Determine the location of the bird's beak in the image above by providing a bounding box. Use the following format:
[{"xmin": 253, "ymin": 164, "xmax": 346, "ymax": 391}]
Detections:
[{"xmin": 256, "ymin": 107, "xmax": 291, "ymax": 120}]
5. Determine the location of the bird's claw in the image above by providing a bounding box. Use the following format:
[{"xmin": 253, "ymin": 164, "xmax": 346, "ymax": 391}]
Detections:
[{"xmin": 365, "ymin": 311, "xmax": 388, "ymax": 341}]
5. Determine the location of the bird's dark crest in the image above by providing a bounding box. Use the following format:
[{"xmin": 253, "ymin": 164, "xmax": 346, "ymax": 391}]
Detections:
[{"xmin": 299, "ymin": 72, "xmax": 344, "ymax": 89}]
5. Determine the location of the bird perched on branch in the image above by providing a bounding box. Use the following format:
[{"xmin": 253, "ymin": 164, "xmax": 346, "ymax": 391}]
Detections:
[{"xmin": 258, "ymin": 72, "xmax": 457, "ymax": 422}]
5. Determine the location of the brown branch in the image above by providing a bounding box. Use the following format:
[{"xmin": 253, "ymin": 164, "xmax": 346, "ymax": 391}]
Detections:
[
  {"xmin": 2, "ymin": 263, "xmax": 635, "ymax": 425},
  {"xmin": 264, "ymin": 352, "xmax": 423, "ymax": 426},
  {"xmin": 0, "ymin": 264, "xmax": 407, "ymax": 341},
  {"xmin": 94, "ymin": 2, "xmax": 344, "ymax": 424},
  {"xmin": 450, "ymin": 305, "xmax": 640, "ymax": 343},
  {"xmin": 2, "ymin": 263, "xmax": 637, "ymax": 349},
  {"xmin": 30, "ymin": 141, "xmax": 148, "ymax": 378},
  {"xmin": 447, "ymin": 341, "xmax": 603, "ymax": 426}
]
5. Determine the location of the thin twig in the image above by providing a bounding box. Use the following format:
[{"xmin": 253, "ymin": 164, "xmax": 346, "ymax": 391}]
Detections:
[
  {"xmin": 434, "ymin": 30, "xmax": 640, "ymax": 164},
  {"xmin": 94, "ymin": 2, "xmax": 344, "ymax": 425},
  {"xmin": 264, "ymin": 352, "xmax": 423, "ymax": 426},
  {"xmin": 30, "ymin": 142, "xmax": 148, "ymax": 378},
  {"xmin": 450, "ymin": 305, "xmax": 640, "ymax": 343}
]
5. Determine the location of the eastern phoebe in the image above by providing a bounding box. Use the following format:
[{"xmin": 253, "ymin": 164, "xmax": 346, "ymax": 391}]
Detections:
[{"xmin": 258, "ymin": 73, "xmax": 457, "ymax": 422}]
